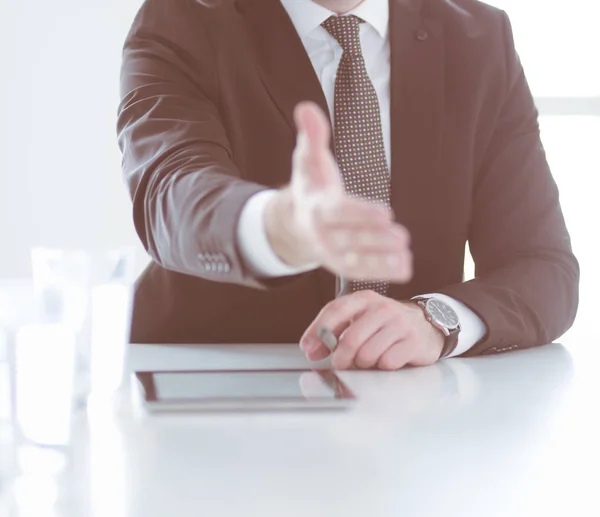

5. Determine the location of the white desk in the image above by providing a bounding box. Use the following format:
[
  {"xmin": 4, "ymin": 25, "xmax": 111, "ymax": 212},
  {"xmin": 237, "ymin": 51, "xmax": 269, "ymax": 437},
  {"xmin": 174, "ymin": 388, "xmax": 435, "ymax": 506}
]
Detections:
[{"xmin": 7, "ymin": 343, "xmax": 600, "ymax": 517}]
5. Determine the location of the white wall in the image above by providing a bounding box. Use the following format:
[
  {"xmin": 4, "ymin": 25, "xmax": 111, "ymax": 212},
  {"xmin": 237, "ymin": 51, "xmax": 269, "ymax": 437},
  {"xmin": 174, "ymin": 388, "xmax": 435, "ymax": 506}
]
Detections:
[{"xmin": 0, "ymin": 0, "xmax": 146, "ymax": 278}]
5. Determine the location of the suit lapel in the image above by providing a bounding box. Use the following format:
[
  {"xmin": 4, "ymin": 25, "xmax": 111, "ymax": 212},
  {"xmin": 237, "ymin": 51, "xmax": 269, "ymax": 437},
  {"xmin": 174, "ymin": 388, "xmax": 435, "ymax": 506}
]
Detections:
[
  {"xmin": 236, "ymin": 0, "xmax": 331, "ymax": 138},
  {"xmin": 388, "ymin": 0, "xmax": 445, "ymax": 296}
]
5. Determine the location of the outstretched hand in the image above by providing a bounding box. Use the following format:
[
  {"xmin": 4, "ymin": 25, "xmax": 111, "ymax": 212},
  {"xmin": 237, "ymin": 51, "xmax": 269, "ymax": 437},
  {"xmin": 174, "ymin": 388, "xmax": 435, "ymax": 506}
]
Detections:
[{"xmin": 265, "ymin": 101, "xmax": 413, "ymax": 282}]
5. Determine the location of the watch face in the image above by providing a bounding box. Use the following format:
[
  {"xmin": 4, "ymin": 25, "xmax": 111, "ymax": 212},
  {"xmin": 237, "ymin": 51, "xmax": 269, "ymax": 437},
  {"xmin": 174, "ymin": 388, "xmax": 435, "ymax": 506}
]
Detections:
[{"xmin": 426, "ymin": 298, "xmax": 459, "ymax": 329}]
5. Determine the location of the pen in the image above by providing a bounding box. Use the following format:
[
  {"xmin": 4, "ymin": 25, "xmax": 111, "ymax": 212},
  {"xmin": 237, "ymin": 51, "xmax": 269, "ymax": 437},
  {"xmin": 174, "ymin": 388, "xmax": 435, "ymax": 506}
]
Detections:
[{"xmin": 318, "ymin": 326, "xmax": 338, "ymax": 352}]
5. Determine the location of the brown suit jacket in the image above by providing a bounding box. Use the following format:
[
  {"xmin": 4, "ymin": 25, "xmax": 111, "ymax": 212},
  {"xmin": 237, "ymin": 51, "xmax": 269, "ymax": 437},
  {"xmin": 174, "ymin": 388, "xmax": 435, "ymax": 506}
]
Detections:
[{"xmin": 117, "ymin": 0, "xmax": 579, "ymax": 354}]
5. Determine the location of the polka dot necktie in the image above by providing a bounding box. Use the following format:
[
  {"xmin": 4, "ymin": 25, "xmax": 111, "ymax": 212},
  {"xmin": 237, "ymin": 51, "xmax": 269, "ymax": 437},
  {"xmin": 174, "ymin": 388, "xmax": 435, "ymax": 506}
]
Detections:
[{"xmin": 322, "ymin": 15, "xmax": 391, "ymax": 296}]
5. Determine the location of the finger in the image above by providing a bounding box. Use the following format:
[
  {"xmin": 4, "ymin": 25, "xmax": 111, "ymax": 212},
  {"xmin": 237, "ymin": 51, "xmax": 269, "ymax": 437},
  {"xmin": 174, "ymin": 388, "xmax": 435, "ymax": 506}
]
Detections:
[
  {"xmin": 294, "ymin": 101, "xmax": 331, "ymax": 154},
  {"xmin": 304, "ymin": 336, "xmax": 335, "ymax": 362},
  {"xmin": 303, "ymin": 317, "xmax": 355, "ymax": 362},
  {"xmin": 317, "ymin": 197, "xmax": 393, "ymax": 226},
  {"xmin": 325, "ymin": 225, "xmax": 410, "ymax": 254},
  {"xmin": 377, "ymin": 340, "xmax": 415, "ymax": 371},
  {"xmin": 300, "ymin": 293, "xmax": 373, "ymax": 358},
  {"xmin": 300, "ymin": 336, "xmax": 330, "ymax": 362},
  {"xmin": 333, "ymin": 248, "xmax": 413, "ymax": 282},
  {"xmin": 330, "ymin": 305, "xmax": 392, "ymax": 370},
  {"xmin": 354, "ymin": 324, "xmax": 409, "ymax": 370},
  {"xmin": 320, "ymin": 221, "xmax": 412, "ymax": 281},
  {"xmin": 293, "ymin": 102, "xmax": 335, "ymax": 189}
]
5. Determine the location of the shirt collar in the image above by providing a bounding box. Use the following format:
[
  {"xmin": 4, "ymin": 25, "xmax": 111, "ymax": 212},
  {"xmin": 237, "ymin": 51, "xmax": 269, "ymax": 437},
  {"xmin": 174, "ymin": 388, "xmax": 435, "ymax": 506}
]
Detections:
[{"xmin": 280, "ymin": 0, "xmax": 389, "ymax": 39}]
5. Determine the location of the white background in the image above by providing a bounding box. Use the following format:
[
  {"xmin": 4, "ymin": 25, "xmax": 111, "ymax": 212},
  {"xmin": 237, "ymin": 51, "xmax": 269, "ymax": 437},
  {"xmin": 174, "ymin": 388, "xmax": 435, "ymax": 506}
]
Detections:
[
  {"xmin": 0, "ymin": 0, "xmax": 144, "ymax": 276},
  {"xmin": 0, "ymin": 0, "xmax": 598, "ymax": 344}
]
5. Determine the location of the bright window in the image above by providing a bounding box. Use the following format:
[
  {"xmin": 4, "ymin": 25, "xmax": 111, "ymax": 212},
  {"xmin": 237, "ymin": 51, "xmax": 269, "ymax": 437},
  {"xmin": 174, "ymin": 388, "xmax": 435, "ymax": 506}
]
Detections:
[{"xmin": 488, "ymin": 0, "xmax": 600, "ymax": 96}]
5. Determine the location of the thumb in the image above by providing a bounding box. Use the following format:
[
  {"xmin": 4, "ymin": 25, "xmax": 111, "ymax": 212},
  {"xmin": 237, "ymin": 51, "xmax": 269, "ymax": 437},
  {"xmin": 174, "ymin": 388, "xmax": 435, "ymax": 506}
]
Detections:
[{"xmin": 293, "ymin": 102, "xmax": 339, "ymax": 190}]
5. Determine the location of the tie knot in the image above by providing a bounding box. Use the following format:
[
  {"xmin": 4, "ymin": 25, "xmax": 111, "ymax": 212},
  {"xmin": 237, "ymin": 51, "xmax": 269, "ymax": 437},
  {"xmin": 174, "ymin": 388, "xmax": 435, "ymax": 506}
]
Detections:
[{"xmin": 321, "ymin": 15, "xmax": 363, "ymax": 55}]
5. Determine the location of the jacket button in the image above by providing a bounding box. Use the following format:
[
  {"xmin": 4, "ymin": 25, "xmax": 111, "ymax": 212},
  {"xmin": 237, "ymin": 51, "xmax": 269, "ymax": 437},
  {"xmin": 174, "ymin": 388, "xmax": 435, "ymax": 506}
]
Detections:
[{"xmin": 415, "ymin": 29, "xmax": 429, "ymax": 41}]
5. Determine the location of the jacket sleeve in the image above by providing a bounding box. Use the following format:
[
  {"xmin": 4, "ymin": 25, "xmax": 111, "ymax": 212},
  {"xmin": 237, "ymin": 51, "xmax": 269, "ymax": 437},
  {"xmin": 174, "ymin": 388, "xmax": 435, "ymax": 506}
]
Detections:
[
  {"xmin": 438, "ymin": 11, "xmax": 580, "ymax": 355},
  {"xmin": 117, "ymin": 0, "xmax": 268, "ymax": 287}
]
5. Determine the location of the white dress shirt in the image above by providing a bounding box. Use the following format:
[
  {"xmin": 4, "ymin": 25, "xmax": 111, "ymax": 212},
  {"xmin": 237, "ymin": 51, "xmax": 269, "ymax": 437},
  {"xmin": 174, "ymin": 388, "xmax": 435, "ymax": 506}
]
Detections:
[{"xmin": 237, "ymin": 0, "xmax": 486, "ymax": 357}]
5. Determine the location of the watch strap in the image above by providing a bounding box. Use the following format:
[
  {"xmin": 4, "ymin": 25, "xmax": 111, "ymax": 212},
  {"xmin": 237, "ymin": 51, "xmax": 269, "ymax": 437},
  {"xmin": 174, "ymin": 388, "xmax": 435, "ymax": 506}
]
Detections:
[{"xmin": 440, "ymin": 329, "xmax": 460, "ymax": 359}]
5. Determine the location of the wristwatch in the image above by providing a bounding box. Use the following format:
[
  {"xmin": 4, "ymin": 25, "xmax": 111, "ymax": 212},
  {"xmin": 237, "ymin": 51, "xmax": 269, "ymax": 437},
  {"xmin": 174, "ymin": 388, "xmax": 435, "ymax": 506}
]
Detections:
[{"xmin": 412, "ymin": 297, "xmax": 461, "ymax": 358}]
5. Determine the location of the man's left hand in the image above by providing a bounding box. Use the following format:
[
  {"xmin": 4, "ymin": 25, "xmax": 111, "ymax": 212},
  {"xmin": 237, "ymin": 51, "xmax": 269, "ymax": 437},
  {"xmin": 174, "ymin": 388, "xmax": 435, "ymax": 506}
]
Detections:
[{"xmin": 300, "ymin": 291, "xmax": 445, "ymax": 370}]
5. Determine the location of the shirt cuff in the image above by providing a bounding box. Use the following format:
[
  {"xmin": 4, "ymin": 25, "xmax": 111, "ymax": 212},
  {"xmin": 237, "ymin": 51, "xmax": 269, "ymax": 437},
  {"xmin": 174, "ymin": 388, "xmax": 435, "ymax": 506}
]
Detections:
[
  {"xmin": 237, "ymin": 189, "xmax": 319, "ymax": 278},
  {"xmin": 416, "ymin": 293, "xmax": 487, "ymax": 358}
]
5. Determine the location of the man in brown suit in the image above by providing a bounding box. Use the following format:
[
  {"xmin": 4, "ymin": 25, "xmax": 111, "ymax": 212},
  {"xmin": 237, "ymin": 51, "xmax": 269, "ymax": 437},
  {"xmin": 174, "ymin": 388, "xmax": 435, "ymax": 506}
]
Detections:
[{"xmin": 118, "ymin": 0, "xmax": 579, "ymax": 370}]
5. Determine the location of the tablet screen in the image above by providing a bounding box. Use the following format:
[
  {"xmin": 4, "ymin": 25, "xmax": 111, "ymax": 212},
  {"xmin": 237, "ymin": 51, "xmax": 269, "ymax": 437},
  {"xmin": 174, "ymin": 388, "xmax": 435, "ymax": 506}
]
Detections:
[{"xmin": 135, "ymin": 370, "xmax": 353, "ymax": 403}]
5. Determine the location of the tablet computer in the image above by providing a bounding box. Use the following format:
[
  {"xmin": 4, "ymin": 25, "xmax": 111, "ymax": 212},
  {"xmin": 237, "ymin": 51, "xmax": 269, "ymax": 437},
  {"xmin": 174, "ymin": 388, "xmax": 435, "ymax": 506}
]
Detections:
[{"xmin": 133, "ymin": 369, "xmax": 356, "ymax": 412}]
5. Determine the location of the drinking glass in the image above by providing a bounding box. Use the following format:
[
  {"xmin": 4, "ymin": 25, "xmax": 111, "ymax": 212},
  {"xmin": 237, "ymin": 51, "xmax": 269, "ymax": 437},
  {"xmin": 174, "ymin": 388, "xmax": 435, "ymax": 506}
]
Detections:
[
  {"xmin": 0, "ymin": 247, "xmax": 136, "ymax": 514},
  {"xmin": 30, "ymin": 247, "xmax": 136, "ymax": 410},
  {"xmin": 0, "ymin": 279, "xmax": 63, "ymax": 515}
]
